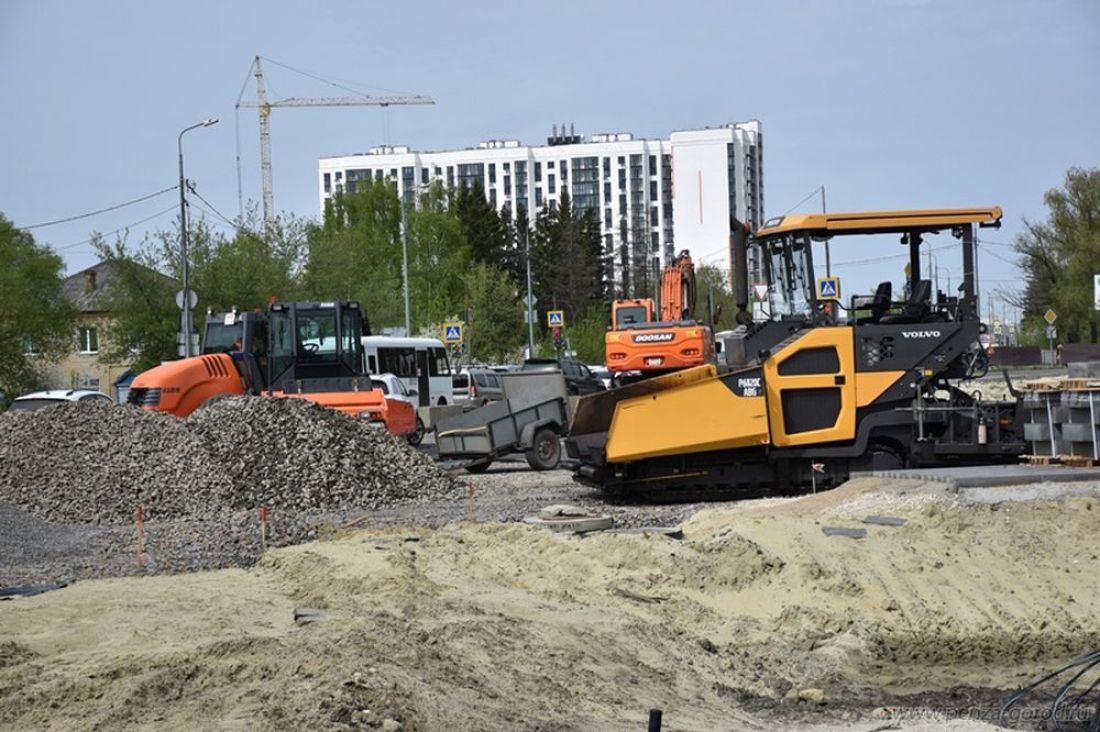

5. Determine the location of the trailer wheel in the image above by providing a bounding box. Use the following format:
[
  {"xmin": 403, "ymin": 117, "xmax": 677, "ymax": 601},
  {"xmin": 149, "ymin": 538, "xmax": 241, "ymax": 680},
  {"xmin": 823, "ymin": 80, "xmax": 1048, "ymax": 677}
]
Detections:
[
  {"xmin": 465, "ymin": 461, "xmax": 492, "ymax": 474},
  {"xmin": 525, "ymin": 427, "xmax": 562, "ymax": 471},
  {"xmin": 405, "ymin": 417, "xmax": 425, "ymax": 447}
]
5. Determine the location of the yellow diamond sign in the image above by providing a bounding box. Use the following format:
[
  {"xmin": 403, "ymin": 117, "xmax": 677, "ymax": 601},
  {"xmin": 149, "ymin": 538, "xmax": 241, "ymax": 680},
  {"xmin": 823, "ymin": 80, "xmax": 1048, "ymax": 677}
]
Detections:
[{"xmin": 1044, "ymin": 308, "xmax": 1057, "ymax": 325}]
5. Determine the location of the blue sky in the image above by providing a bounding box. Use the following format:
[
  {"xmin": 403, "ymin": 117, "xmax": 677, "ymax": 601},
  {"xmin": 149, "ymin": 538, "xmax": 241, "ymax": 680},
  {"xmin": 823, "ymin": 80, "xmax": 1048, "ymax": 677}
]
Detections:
[{"xmin": 2, "ymin": 0, "xmax": 1097, "ymax": 319}]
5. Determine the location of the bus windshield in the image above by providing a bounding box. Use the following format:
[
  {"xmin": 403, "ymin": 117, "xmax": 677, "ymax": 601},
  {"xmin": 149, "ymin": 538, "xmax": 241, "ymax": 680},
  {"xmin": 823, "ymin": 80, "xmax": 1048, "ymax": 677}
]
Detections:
[{"xmin": 760, "ymin": 232, "xmax": 815, "ymax": 318}]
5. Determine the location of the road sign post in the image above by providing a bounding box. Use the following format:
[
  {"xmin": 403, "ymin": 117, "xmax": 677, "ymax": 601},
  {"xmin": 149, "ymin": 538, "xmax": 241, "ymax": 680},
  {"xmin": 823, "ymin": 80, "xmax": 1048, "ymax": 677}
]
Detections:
[{"xmin": 1043, "ymin": 309, "xmax": 1058, "ymax": 366}]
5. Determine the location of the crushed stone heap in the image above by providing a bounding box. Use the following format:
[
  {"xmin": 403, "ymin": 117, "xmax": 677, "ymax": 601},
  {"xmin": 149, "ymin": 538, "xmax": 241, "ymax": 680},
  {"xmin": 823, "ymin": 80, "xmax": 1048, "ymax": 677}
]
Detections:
[
  {"xmin": 188, "ymin": 396, "xmax": 458, "ymax": 512},
  {"xmin": 0, "ymin": 397, "xmax": 459, "ymax": 524}
]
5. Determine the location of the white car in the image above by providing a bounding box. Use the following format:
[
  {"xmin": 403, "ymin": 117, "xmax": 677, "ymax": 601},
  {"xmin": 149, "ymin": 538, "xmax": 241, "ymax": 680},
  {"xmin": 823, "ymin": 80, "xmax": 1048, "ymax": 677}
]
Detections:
[
  {"xmin": 8, "ymin": 389, "xmax": 113, "ymax": 412},
  {"xmin": 370, "ymin": 374, "xmax": 425, "ymax": 446}
]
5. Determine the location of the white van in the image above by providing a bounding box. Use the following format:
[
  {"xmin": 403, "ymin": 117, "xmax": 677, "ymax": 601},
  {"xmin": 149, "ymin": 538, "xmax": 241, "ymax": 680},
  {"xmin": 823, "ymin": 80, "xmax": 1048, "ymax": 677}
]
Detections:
[{"xmin": 360, "ymin": 336, "xmax": 454, "ymax": 406}]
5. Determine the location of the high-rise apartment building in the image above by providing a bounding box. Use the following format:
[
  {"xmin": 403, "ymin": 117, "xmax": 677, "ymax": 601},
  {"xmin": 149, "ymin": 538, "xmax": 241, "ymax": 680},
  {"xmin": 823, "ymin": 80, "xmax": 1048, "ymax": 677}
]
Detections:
[{"xmin": 318, "ymin": 121, "xmax": 763, "ymax": 289}]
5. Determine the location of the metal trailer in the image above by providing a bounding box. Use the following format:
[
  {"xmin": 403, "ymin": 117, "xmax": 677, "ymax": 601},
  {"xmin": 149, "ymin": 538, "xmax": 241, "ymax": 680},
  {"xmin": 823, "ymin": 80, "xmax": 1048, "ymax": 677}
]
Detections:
[{"xmin": 435, "ymin": 371, "xmax": 569, "ymax": 473}]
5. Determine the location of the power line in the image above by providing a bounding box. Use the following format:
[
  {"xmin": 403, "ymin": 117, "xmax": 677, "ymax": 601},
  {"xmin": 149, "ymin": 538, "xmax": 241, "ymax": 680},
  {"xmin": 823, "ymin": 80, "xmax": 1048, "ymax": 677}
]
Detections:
[
  {"xmin": 190, "ymin": 186, "xmax": 238, "ymax": 229},
  {"xmin": 51, "ymin": 204, "xmax": 180, "ymax": 253},
  {"xmin": 979, "ymin": 243, "xmax": 1020, "ymax": 267},
  {"xmin": 20, "ymin": 185, "xmax": 179, "ymax": 230},
  {"xmin": 190, "ymin": 202, "xmax": 239, "ymax": 233}
]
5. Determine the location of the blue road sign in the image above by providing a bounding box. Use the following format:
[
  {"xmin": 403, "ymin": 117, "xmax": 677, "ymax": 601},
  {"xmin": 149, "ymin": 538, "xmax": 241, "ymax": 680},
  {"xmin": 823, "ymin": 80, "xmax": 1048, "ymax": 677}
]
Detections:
[
  {"xmin": 816, "ymin": 277, "xmax": 841, "ymax": 301},
  {"xmin": 443, "ymin": 322, "xmax": 463, "ymax": 344},
  {"xmin": 547, "ymin": 310, "xmax": 565, "ymax": 327}
]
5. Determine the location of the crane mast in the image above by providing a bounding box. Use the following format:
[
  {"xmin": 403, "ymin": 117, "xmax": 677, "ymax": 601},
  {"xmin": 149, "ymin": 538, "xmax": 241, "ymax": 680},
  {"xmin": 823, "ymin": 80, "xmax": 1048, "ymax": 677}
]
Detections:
[{"xmin": 236, "ymin": 56, "xmax": 434, "ymax": 229}]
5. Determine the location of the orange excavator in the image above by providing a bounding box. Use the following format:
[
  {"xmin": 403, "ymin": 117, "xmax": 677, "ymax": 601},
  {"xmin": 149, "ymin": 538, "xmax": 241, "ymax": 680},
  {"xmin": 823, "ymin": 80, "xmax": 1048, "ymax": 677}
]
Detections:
[
  {"xmin": 126, "ymin": 300, "xmax": 416, "ymax": 436},
  {"xmin": 605, "ymin": 251, "xmax": 714, "ymax": 383}
]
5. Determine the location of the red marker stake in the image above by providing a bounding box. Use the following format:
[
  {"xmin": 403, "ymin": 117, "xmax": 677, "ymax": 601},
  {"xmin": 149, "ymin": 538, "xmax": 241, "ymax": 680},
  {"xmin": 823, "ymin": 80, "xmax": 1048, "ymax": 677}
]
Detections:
[
  {"xmin": 135, "ymin": 504, "xmax": 145, "ymax": 567},
  {"xmin": 259, "ymin": 505, "xmax": 269, "ymax": 550},
  {"xmin": 466, "ymin": 479, "xmax": 476, "ymax": 523}
]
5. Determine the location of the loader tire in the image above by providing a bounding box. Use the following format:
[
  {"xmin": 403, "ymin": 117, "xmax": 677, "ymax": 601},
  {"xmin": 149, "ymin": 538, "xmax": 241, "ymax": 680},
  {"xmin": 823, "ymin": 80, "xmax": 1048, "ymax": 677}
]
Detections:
[{"xmin": 525, "ymin": 427, "xmax": 561, "ymax": 471}]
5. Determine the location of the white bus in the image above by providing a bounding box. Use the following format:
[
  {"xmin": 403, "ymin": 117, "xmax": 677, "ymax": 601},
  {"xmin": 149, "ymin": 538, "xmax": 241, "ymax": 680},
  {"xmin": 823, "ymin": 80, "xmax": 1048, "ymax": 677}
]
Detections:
[{"xmin": 360, "ymin": 336, "xmax": 454, "ymax": 406}]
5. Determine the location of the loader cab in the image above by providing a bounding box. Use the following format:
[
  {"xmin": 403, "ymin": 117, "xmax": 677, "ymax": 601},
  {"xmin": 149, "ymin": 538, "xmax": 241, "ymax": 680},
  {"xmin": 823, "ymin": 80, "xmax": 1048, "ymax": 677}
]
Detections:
[{"xmin": 266, "ymin": 301, "xmax": 367, "ymax": 392}]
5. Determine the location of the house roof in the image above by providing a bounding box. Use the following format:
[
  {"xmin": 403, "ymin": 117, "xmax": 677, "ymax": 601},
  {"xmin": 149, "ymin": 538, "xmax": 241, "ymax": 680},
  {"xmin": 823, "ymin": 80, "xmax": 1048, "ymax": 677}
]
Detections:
[{"xmin": 62, "ymin": 260, "xmax": 173, "ymax": 313}]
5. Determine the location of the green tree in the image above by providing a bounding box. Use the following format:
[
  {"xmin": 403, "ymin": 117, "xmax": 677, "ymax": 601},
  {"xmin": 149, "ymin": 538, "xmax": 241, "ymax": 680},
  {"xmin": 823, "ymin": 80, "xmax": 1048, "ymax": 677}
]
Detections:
[
  {"xmin": 531, "ymin": 191, "xmax": 608, "ymax": 330},
  {"xmin": 92, "ymin": 235, "xmax": 178, "ymax": 372},
  {"xmin": 455, "ymin": 181, "xmax": 510, "ymax": 270},
  {"xmin": 406, "ymin": 182, "xmax": 471, "ymax": 331},
  {"xmin": 694, "ymin": 263, "xmax": 738, "ymax": 331},
  {"xmin": 464, "ymin": 263, "xmax": 524, "ymax": 362},
  {"xmin": 304, "ymin": 181, "xmax": 404, "ymax": 330},
  {"xmin": 1015, "ymin": 167, "xmax": 1100, "ymax": 344},
  {"xmin": 94, "ymin": 210, "xmax": 307, "ymax": 371},
  {"xmin": 0, "ymin": 213, "xmax": 78, "ymax": 396},
  {"xmin": 188, "ymin": 213, "xmax": 306, "ymax": 312}
]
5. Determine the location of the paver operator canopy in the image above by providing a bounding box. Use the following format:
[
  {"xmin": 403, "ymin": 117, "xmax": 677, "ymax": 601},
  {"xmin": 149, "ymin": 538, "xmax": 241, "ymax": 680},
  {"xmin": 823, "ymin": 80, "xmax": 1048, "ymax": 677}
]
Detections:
[{"xmin": 731, "ymin": 207, "xmax": 1002, "ymax": 327}]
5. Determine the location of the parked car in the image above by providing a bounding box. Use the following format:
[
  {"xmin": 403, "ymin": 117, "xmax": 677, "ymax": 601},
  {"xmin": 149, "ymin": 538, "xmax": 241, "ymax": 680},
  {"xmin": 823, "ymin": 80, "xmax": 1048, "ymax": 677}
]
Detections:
[
  {"xmin": 369, "ymin": 374, "xmax": 425, "ymax": 446},
  {"xmin": 520, "ymin": 358, "xmax": 606, "ymax": 395},
  {"xmin": 8, "ymin": 389, "xmax": 113, "ymax": 412},
  {"xmin": 452, "ymin": 367, "xmax": 507, "ymax": 405},
  {"xmin": 587, "ymin": 364, "xmax": 613, "ymax": 390}
]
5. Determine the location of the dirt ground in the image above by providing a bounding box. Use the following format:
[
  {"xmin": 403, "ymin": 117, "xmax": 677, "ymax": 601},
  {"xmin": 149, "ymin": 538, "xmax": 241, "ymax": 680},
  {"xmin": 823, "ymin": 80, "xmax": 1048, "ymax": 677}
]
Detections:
[{"xmin": 2, "ymin": 475, "xmax": 1099, "ymax": 731}]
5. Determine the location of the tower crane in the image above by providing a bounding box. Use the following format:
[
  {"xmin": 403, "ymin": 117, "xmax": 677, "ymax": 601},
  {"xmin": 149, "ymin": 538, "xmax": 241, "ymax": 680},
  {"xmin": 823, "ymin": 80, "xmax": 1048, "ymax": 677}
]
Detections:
[{"xmin": 235, "ymin": 56, "xmax": 434, "ymax": 228}]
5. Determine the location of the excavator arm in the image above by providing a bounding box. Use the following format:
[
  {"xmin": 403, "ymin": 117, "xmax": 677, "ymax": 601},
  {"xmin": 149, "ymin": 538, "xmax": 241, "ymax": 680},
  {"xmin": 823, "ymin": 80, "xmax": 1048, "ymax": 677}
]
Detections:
[{"xmin": 659, "ymin": 251, "xmax": 697, "ymax": 322}]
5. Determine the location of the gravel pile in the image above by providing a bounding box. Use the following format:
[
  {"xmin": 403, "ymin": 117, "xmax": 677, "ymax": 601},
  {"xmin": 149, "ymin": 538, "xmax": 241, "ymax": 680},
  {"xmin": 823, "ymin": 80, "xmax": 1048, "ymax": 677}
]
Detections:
[
  {"xmin": 188, "ymin": 397, "xmax": 458, "ymax": 511},
  {"xmin": 0, "ymin": 397, "xmax": 459, "ymax": 526},
  {"xmin": 0, "ymin": 402, "xmax": 234, "ymax": 524}
]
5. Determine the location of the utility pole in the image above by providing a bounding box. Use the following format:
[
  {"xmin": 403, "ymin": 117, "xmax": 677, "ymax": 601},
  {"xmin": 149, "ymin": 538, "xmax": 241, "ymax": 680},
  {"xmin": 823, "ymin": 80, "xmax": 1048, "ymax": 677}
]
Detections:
[
  {"xmin": 820, "ymin": 185, "xmax": 830, "ymax": 276},
  {"xmin": 400, "ymin": 200, "xmax": 412, "ymax": 335},
  {"xmin": 236, "ymin": 56, "xmax": 434, "ymax": 229}
]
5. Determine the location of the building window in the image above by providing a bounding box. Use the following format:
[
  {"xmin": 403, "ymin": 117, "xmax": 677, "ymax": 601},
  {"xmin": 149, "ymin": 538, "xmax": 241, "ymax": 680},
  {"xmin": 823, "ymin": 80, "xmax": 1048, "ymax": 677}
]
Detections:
[
  {"xmin": 78, "ymin": 327, "xmax": 99, "ymax": 354},
  {"xmin": 323, "ymin": 173, "xmax": 331, "ymax": 194},
  {"xmin": 535, "ymin": 187, "xmax": 544, "ymax": 207},
  {"xmin": 548, "ymin": 174, "xmax": 556, "ymax": 194},
  {"xmin": 534, "ymin": 161, "xmax": 542, "ymax": 179},
  {"xmin": 457, "ymin": 163, "xmax": 485, "ymax": 190},
  {"xmin": 490, "ymin": 189, "xmax": 497, "ymax": 207},
  {"xmin": 602, "ymin": 157, "xmax": 610, "ymax": 177},
  {"xmin": 649, "ymin": 154, "xmax": 657, "ymax": 173},
  {"xmin": 651, "ymin": 207, "xmax": 659, "ymax": 227},
  {"xmin": 650, "ymin": 180, "xmax": 658, "ymax": 202},
  {"xmin": 421, "ymin": 168, "xmax": 429, "ymax": 184},
  {"xmin": 23, "ymin": 337, "xmax": 40, "ymax": 356},
  {"xmin": 504, "ymin": 176, "xmax": 512, "ymax": 195},
  {"xmin": 489, "ymin": 163, "xmax": 496, "ymax": 184}
]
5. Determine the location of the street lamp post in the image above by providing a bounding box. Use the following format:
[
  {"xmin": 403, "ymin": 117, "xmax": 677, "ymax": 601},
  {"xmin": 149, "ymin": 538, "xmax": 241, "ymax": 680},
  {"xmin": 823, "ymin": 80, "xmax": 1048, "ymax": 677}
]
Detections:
[
  {"xmin": 524, "ymin": 224, "xmax": 535, "ymax": 357},
  {"xmin": 178, "ymin": 118, "xmax": 218, "ymax": 357}
]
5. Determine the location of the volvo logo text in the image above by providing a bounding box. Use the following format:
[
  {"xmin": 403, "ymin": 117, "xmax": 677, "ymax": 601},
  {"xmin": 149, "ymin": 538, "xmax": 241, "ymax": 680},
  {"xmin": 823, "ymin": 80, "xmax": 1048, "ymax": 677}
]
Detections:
[
  {"xmin": 901, "ymin": 330, "xmax": 941, "ymax": 339},
  {"xmin": 633, "ymin": 332, "xmax": 675, "ymax": 343}
]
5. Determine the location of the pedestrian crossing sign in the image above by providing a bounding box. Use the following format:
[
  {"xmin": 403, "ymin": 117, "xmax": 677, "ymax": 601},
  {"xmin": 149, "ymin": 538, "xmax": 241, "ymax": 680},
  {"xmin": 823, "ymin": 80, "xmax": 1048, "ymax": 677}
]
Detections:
[
  {"xmin": 443, "ymin": 322, "xmax": 463, "ymax": 344},
  {"xmin": 547, "ymin": 310, "xmax": 565, "ymax": 327},
  {"xmin": 815, "ymin": 276, "xmax": 841, "ymax": 301}
]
